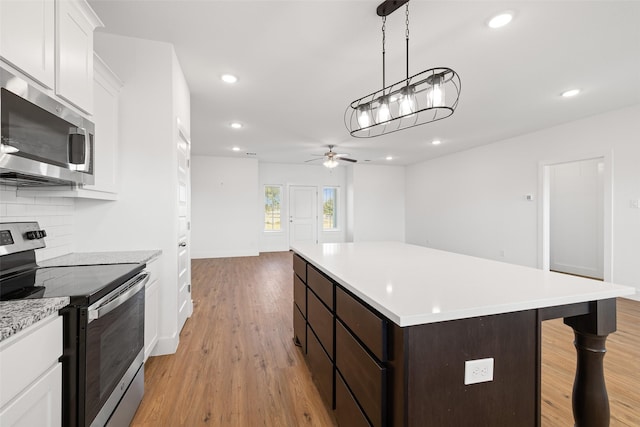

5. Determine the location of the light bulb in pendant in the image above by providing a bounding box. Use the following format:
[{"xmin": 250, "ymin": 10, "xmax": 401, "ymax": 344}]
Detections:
[
  {"xmin": 377, "ymin": 96, "xmax": 391, "ymax": 123},
  {"xmin": 356, "ymin": 104, "xmax": 373, "ymax": 129},
  {"xmin": 399, "ymin": 85, "xmax": 416, "ymax": 116},
  {"xmin": 428, "ymin": 74, "xmax": 446, "ymax": 108}
]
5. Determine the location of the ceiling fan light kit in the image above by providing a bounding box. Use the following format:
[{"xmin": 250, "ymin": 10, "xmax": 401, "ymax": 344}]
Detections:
[
  {"xmin": 345, "ymin": 0, "xmax": 461, "ymax": 138},
  {"xmin": 306, "ymin": 145, "xmax": 358, "ymax": 168}
]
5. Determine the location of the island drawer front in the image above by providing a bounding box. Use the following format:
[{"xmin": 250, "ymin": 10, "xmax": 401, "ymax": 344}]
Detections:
[
  {"xmin": 293, "ymin": 305, "xmax": 306, "ymax": 352},
  {"xmin": 294, "ymin": 273, "xmax": 306, "ymax": 317},
  {"xmin": 307, "ymin": 327, "xmax": 334, "ymax": 409},
  {"xmin": 307, "ymin": 265, "xmax": 334, "ymax": 310},
  {"xmin": 336, "ymin": 320, "xmax": 386, "ymax": 427},
  {"xmin": 293, "ymin": 253, "xmax": 307, "ymax": 283},
  {"xmin": 336, "ymin": 371, "xmax": 372, "ymax": 427},
  {"xmin": 307, "ymin": 289, "xmax": 334, "ymax": 357},
  {"xmin": 336, "ymin": 287, "xmax": 387, "ymax": 362}
]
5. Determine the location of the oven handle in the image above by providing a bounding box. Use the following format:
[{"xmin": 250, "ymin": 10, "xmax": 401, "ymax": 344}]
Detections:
[{"xmin": 87, "ymin": 273, "xmax": 149, "ymax": 324}]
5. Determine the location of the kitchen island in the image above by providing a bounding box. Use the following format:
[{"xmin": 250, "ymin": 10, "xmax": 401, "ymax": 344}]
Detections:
[{"xmin": 290, "ymin": 242, "xmax": 635, "ymax": 427}]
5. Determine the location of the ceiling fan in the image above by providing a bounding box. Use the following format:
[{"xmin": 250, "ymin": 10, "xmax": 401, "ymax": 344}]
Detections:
[{"xmin": 305, "ymin": 145, "xmax": 357, "ymax": 168}]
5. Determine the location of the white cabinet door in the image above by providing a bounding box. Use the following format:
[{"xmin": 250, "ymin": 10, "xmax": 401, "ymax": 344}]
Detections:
[
  {"xmin": 0, "ymin": 0, "xmax": 55, "ymax": 88},
  {"xmin": 85, "ymin": 54, "xmax": 122, "ymax": 195},
  {"xmin": 0, "ymin": 364, "xmax": 62, "ymax": 427},
  {"xmin": 55, "ymin": 0, "xmax": 102, "ymax": 114}
]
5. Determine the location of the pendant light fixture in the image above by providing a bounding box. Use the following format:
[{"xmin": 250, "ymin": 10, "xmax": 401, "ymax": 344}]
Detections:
[{"xmin": 345, "ymin": 0, "xmax": 461, "ymax": 138}]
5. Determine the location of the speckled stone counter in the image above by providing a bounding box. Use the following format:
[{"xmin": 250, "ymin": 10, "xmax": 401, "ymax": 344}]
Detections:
[
  {"xmin": 38, "ymin": 250, "xmax": 162, "ymax": 267},
  {"xmin": 0, "ymin": 297, "xmax": 69, "ymax": 342}
]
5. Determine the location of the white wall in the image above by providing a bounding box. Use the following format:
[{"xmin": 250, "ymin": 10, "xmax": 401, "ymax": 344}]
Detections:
[
  {"xmin": 406, "ymin": 105, "xmax": 640, "ymax": 299},
  {"xmin": 74, "ymin": 33, "xmax": 188, "ymax": 353},
  {"xmin": 259, "ymin": 163, "xmax": 347, "ymax": 252},
  {"xmin": 191, "ymin": 156, "xmax": 259, "ymax": 258},
  {"xmin": 349, "ymin": 164, "xmax": 406, "ymax": 242},
  {"xmin": 0, "ymin": 185, "xmax": 74, "ymax": 261}
]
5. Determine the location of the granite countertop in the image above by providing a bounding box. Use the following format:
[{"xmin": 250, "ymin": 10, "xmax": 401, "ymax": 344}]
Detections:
[
  {"xmin": 0, "ymin": 298, "xmax": 70, "ymax": 342},
  {"xmin": 291, "ymin": 242, "xmax": 636, "ymax": 327},
  {"xmin": 38, "ymin": 250, "xmax": 162, "ymax": 267}
]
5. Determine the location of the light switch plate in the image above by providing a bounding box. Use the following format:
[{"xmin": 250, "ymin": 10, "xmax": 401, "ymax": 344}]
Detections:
[{"xmin": 464, "ymin": 358, "xmax": 494, "ymax": 385}]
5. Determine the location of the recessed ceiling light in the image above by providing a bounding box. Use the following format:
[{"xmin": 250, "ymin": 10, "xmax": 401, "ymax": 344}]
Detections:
[
  {"xmin": 488, "ymin": 12, "xmax": 513, "ymax": 29},
  {"xmin": 232, "ymin": 147, "xmax": 240, "ymax": 152},
  {"xmin": 230, "ymin": 122, "xmax": 243, "ymax": 129},
  {"xmin": 561, "ymin": 89, "xmax": 581, "ymax": 98},
  {"xmin": 221, "ymin": 74, "xmax": 237, "ymax": 83},
  {"xmin": 386, "ymin": 156, "xmax": 393, "ymax": 161},
  {"xmin": 432, "ymin": 139, "xmax": 441, "ymax": 145}
]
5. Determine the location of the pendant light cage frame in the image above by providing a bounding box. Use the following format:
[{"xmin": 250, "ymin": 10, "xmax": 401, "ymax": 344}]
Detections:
[
  {"xmin": 345, "ymin": 67, "xmax": 461, "ymax": 138},
  {"xmin": 345, "ymin": 0, "xmax": 461, "ymax": 138}
]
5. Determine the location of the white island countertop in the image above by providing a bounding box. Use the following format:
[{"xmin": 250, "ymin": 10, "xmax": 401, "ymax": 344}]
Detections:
[{"xmin": 290, "ymin": 242, "xmax": 636, "ymax": 327}]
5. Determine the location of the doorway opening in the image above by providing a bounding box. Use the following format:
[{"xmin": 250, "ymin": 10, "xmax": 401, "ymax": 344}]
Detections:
[{"xmin": 539, "ymin": 155, "xmax": 612, "ymax": 281}]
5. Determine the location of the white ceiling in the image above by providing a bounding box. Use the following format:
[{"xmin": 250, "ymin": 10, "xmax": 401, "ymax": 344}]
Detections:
[{"xmin": 88, "ymin": 0, "xmax": 640, "ymax": 166}]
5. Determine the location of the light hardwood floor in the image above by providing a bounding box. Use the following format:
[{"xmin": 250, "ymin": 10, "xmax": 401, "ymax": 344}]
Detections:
[{"xmin": 131, "ymin": 252, "xmax": 639, "ymax": 426}]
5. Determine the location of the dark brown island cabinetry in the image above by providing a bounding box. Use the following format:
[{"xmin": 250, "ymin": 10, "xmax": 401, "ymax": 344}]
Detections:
[
  {"xmin": 294, "ymin": 252, "xmax": 535, "ymax": 426},
  {"xmin": 292, "ymin": 246, "xmax": 625, "ymax": 427},
  {"xmin": 293, "ymin": 253, "xmax": 389, "ymax": 426}
]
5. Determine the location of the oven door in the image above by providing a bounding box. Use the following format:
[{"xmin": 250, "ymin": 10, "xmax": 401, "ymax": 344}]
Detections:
[{"xmin": 83, "ymin": 272, "xmax": 148, "ymax": 427}]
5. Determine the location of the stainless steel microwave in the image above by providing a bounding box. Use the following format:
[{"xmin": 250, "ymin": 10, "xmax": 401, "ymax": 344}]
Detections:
[{"xmin": 0, "ymin": 68, "xmax": 95, "ymax": 186}]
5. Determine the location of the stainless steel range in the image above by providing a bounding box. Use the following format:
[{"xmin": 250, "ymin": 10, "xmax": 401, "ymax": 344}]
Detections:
[{"xmin": 0, "ymin": 222, "xmax": 147, "ymax": 426}]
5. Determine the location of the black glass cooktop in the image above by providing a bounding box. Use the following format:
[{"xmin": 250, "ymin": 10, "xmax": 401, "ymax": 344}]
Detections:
[{"xmin": 0, "ymin": 263, "xmax": 144, "ymax": 306}]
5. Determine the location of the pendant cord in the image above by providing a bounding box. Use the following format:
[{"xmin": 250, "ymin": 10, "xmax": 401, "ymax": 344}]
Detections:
[
  {"xmin": 405, "ymin": 3, "xmax": 410, "ymax": 82},
  {"xmin": 382, "ymin": 16, "xmax": 386, "ymax": 90}
]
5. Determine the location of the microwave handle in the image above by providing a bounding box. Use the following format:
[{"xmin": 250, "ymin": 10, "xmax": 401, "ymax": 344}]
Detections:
[{"xmin": 68, "ymin": 127, "xmax": 91, "ymax": 171}]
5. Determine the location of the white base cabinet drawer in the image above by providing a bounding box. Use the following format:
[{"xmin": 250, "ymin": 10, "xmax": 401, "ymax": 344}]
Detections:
[{"xmin": 0, "ymin": 362, "xmax": 62, "ymax": 427}]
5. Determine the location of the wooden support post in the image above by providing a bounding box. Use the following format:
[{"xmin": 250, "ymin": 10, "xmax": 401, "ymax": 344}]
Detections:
[{"xmin": 564, "ymin": 298, "xmax": 617, "ymax": 427}]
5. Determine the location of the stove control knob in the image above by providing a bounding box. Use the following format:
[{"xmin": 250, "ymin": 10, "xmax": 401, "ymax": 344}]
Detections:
[{"xmin": 25, "ymin": 230, "xmax": 46, "ymax": 240}]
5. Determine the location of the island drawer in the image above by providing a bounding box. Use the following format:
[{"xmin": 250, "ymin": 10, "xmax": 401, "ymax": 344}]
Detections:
[
  {"xmin": 336, "ymin": 287, "xmax": 387, "ymax": 362},
  {"xmin": 307, "ymin": 289, "xmax": 334, "ymax": 357},
  {"xmin": 293, "ymin": 274, "xmax": 306, "ymax": 316},
  {"xmin": 307, "ymin": 327, "xmax": 334, "ymax": 409},
  {"xmin": 336, "ymin": 320, "xmax": 386, "ymax": 427},
  {"xmin": 336, "ymin": 371, "xmax": 372, "ymax": 427},
  {"xmin": 307, "ymin": 265, "xmax": 334, "ymax": 310},
  {"xmin": 293, "ymin": 253, "xmax": 307, "ymax": 283},
  {"xmin": 293, "ymin": 305, "xmax": 306, "ymax": 352}
]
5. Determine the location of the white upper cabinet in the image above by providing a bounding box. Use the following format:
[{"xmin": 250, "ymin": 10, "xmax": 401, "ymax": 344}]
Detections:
[
  {"xmin": 85, "ymin": 54, "xmax": 122, "ymax": 196},
  {"xmin": 55, "ymin": 0, "xmax": 102, "ymax": 114},
  {"xmin": 0, "ymin": 0, "xmax": 55, "ymax": 88}
]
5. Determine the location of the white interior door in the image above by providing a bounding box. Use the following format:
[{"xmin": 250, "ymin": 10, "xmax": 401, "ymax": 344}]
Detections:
[
  {"xmin": 289, "ymin": 185, "xmax": 318, "ymax": 247},
  {"xmin": 177, "ymin": 128, "xmax": 192, "ymax": 332},
  {"xmin": 549, "ymin": 158, "xmax": 604, "ymax": 279}
]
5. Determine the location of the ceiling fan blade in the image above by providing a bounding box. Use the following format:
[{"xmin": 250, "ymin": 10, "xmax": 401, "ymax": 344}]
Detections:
[
  {"xmin": 340, "ymin": 157, "xmax": 357, "ymax": 163},
  {"xmin": 305, "ymin": 158, "xmax": 323, "ymax": 163},
  {"xmin": 335, "ymin": 153, "xmax": 351, "ymax": 158}
]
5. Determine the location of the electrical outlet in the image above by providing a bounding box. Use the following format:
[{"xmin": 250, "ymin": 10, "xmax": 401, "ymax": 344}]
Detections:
[
  {"xmin": 630, "ymin": 199, "xmax": 640, "ymax": 209},
  {"xmin": 464, "ymin": 358, "xmax": 494, "ymax": 385}
]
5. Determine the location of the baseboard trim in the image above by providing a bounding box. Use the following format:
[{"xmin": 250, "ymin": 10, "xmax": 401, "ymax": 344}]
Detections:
[{"xmin": 152, "ymin": 333, "xmax": 179, "ymax": 356}]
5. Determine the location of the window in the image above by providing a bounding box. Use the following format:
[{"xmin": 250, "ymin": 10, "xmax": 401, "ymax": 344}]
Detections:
[
  {"xmin": 264, "ymin": 185, "xmax": 282, "ymax": 231},
  {"xmin": 323, "ymin": 187, "xmax": 338, "ymax": 230}
]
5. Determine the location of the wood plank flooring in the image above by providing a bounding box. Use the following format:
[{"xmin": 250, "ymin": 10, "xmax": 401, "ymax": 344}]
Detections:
[{"xmin": 131, "ymin": 252, "xmax": 639, "ymax": 426}]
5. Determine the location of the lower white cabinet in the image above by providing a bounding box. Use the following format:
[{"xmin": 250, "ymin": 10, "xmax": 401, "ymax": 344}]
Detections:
[
  {"xmin": 144, "ymin": 256, "xmax": 161, "ymax": 361},
  {"xmin": 0, "ymin": 315, "xmax": 63, "ymax": 427},
  {"xmin": 0, "ymin": 364, "xmax": 61, "ymax": 427}
]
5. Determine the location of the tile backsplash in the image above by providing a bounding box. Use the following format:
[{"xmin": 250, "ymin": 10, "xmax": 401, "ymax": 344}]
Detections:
[{"xmin": 0, "ymin": 185, "xmax": 75, "ymax": 261}]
